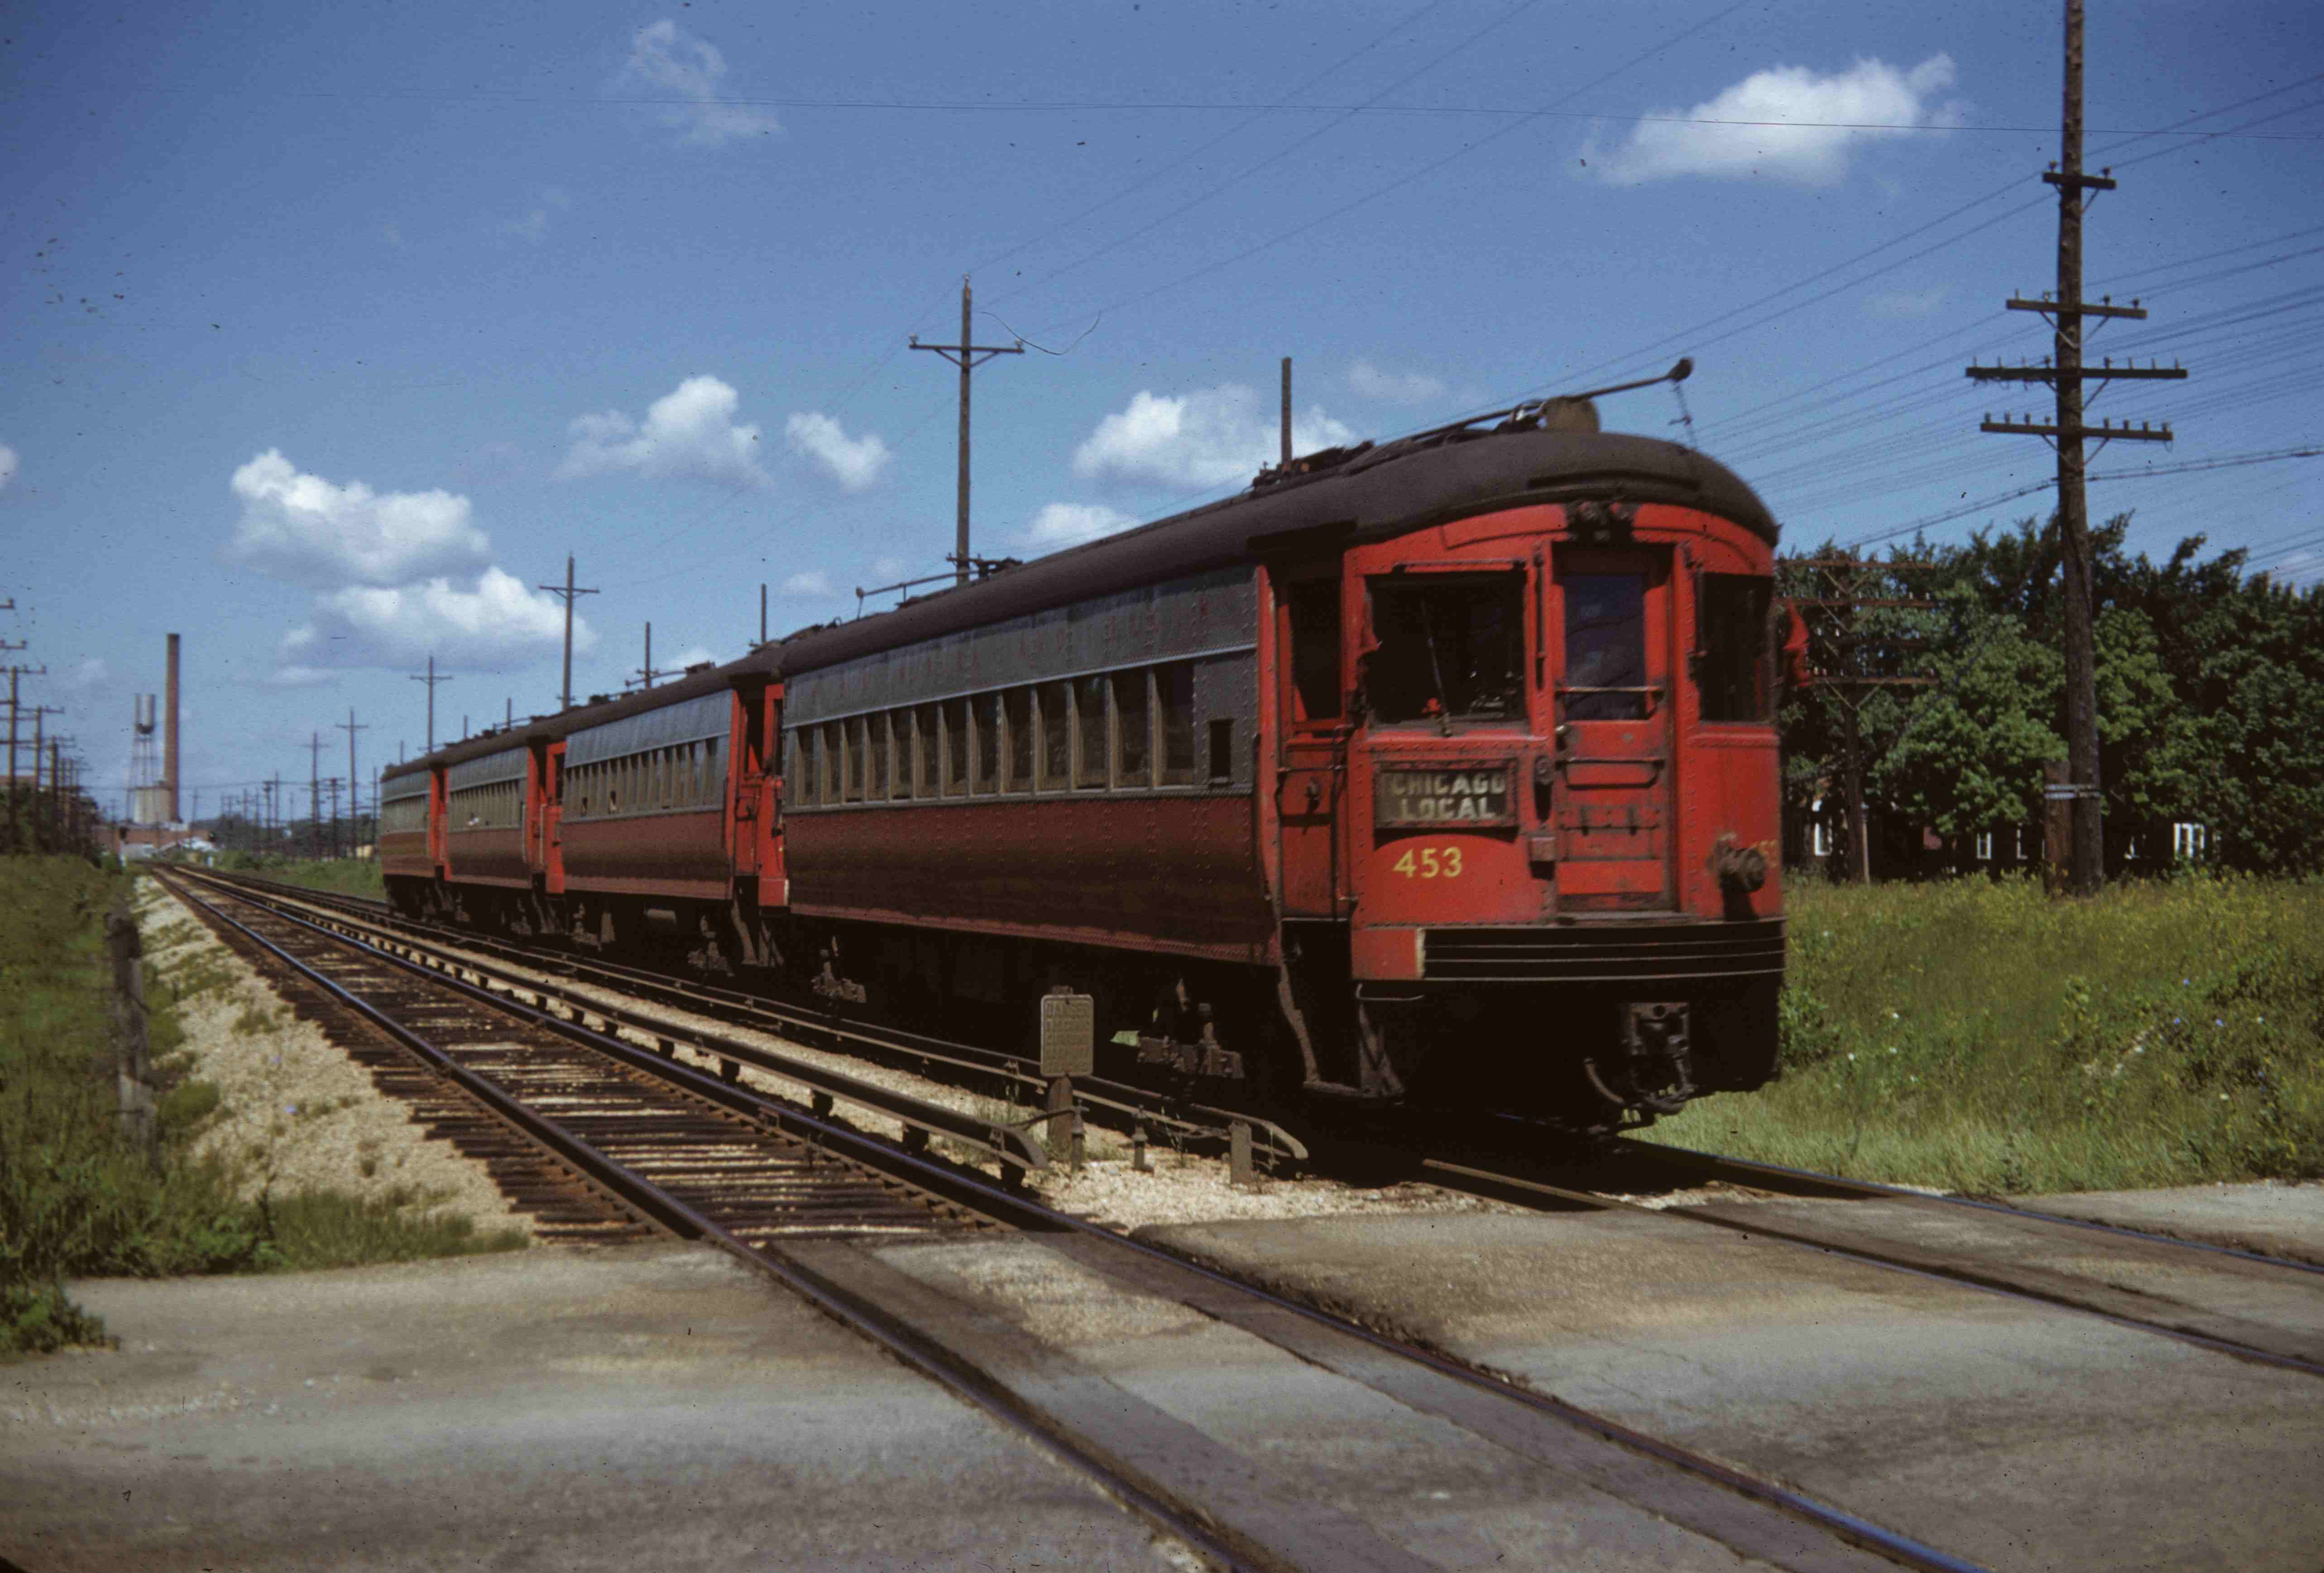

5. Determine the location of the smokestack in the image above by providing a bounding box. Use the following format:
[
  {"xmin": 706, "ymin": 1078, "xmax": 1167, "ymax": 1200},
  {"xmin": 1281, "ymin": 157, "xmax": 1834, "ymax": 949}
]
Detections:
[{"xmin": 165, "ymin": 632, "xmax": 181, "ymax": 824}]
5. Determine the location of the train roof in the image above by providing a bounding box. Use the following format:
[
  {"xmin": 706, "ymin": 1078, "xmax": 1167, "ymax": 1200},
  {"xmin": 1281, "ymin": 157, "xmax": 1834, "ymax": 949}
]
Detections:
[
  {"xmin": 760, "ymin": 423, "xmax": 1774, "ymax": 681},
  {"xmin": 389, "ymin": 422, "xmax": 1774, "ymax": 779}
]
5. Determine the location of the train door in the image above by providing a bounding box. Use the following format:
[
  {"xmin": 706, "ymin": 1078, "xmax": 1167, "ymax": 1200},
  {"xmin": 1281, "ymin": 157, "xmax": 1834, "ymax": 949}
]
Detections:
[
  {"xmin": 1553, "ymin": 549, "xmax": 1675, "ymax": 911},
  {"xmin": 1274, "ymin": 568, "xmax": 1353, "ymax": 917},
  {"xmin": 730, "ymin": 684, "xmax": 766, "ymax": 878},
  {"xmin": 542, "ymin": 741, "xmax": 567, "ymax": 894}
]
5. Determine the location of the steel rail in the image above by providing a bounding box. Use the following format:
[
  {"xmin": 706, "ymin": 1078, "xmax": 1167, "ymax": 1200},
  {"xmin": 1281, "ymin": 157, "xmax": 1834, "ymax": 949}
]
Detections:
[
  {"xmin": 175, "ymin": 873, "xmax": 1979, "ymax": 1573},
  {"xmin": 1625, "ymin": 1138, "xmax": 2324, "ymax": 1277},
  {"xmin": 170, "ymin": 870, "xmax": 1047, "ymax": 1182},
  {"xmin": 1416, "ymin": 1156, "xmax": 2324, "ymax": 1380},
  {"xmin": 159, "ymin": 871, "xmax": 1270, "ymax": 1573},
  {"xmin": 191, "ymin": 868, "xmax": 1307, "ymax": 1165}
]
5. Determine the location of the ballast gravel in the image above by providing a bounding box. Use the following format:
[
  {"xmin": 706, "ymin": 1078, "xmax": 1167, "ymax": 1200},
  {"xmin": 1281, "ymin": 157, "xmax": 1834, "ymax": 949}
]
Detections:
[
  {"xmin": 140, "ymin": 878, "xmax": 531, "ymax": 1239},
  {"xmin": 256, "ymin": 890, "xmax": 1537, "ymax": 1233}
]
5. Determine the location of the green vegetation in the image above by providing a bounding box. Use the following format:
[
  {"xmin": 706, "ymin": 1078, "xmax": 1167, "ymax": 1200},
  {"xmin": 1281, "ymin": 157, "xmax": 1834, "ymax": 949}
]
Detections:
[
  {"xmin": 1782, "ymin": 522, "xmax": 2324, "ymax": 873},
  {"xmin": 1650, "ymin": 873, "xmax": 2324, "ymax": 1194},
  {"xmin": 191, "ymin": 852, "xmax": 385, "ymax": 902},
  {"xmin": 1, "ymin": 859, "xmax": 518, "ymax": 1358}
]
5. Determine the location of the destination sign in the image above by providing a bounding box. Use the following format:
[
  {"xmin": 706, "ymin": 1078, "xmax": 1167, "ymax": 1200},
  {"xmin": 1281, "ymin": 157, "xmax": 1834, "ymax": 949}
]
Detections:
[{"xmin": 1375, "ymin": 767, "xmax": 1514, "ymax": 828}]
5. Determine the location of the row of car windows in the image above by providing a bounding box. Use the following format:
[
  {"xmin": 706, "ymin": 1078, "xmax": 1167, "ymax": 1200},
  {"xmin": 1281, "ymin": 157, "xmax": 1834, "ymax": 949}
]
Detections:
[
  {"xmin": 567, "ymin": 737, "xmax": 724, "ymax": 820},
  {"xmin": 449, "ymin": 777, "xmax": 524, "ymax": 831},
  {"xmin": 379, "ymin": 795, "xmax": 429, "ymax": 835},
  {"xmin": 789, "ymin": 659, "xmax": 1233, "ymax": 808}
]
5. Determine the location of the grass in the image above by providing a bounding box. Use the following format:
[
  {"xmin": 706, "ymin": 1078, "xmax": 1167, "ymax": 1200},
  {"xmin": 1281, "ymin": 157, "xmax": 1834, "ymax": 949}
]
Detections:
[
  {"xmin": 200, "ymin": 853, "xmax": 384, "ymax": 902},
  {"xmin": 1647, "ymin": 871, "xmax": 2324, "ymax": 1195},
  {"xmin": 0, "ymin": 858, "xmax": 520, "ymax": 1358}
]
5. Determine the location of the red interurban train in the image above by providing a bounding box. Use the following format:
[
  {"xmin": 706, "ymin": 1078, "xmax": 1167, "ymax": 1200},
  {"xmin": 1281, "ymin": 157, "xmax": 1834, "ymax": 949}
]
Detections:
[{"xmin": 381, "ymin": 401, "xmax": 1786, "ymax": 1128}]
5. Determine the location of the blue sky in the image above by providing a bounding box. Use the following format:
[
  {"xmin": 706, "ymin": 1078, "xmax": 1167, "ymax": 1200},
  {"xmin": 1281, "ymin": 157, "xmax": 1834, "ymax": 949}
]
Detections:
[{"xmin": 3, "ymin": 1, "xmax": 2318, "ymax": 820}]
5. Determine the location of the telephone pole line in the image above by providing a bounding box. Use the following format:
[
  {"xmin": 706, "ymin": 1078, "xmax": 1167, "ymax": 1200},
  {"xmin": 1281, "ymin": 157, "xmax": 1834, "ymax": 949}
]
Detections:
[
  {"xmin": 4, "ymin": 664, "xmax": 44, "ymax": 851},
  {"xmin": 410, "ymin": 654, "xmax": 454, "ymax": 752},
  {"xmin": 309, "ymin": 733, "xmax": 325, "ymax": 857},
  {"xmin": 911, "ymin": 276, "xmax": 1025, "ymax": 587},
  {"xmin": 336, "ymin": 709, "xmax": 368, "ymax": 849},
  {"xmin": 538, "ymin": 555, "xmax": 599, "ymax": 712},
  {"xmin": 1966, "ymin": 0, "xmax": 2185, "ymax": 896}
]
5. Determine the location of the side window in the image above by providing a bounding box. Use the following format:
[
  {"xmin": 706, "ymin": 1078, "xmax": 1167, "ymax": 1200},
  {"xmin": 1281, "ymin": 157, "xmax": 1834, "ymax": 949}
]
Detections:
[
  {"xmin": 891, "ymin": 710, "xmax": 915, "ymax": 801},
  {"xmin": 1113, "ymin": 669, "xmax": 1151, "ymax": 789},
  {"xmin": 793, "ymin": 731, "xmax": 814, "ymax": 807},
  {"xmin": 1697, "ymin": 574, "xmax": 1774, "ymax": 723},
  {"xmin": 1208, "ymin": 719, "xmax": 1235, "ymax": 785},
  {"xmin": 972, "ymin": 694, "xmax": 999, "ymax": 795},
  {"xmin": 843, "ymin": 717, "xmax": 866, "ymax": 802},
  {"xmin": 916, "ymin": 703, "xmax": 941, "ymax": 797},
  {"xmin": 1037, "ymin": 681, "xmax": 1070, "ymax": 790},
  {"xmin": 1156, "ymin": 662, "xmax": 1198, "ymax": 786},
  {"xmin": 703, "ymin": 736, "xmax": 721, "ymax": 806},
  {"xmin": 866, "ymin": 713, "xmax": 889, "ymax": 801},
  {"xmin": 821, "ymin": 722, "xmax": 842, "ymax": 804},
  {"xmin": 1003, "ymin": 688, "xmax": 1035, "ymax": 794},
  {"xmin": 944, "ymin": 698, "xmax": 970, "ymax": 796},
  {"xmin": 1074, "ymin": 676, "xmax": 1108, "ymax": 789},
  {"xmin": 1285, "ymin": 580, "xmax": 1342, "ymax": 721}
]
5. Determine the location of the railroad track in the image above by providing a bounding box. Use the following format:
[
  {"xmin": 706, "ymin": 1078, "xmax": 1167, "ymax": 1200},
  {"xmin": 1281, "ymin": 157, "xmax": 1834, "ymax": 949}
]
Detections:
[
  {"xmin": 190, "ymin": 867, "xmax": 1306, "ymax": 1171},
  {"xmin": 1408, "ymin": 1141, "xmax": 2324, "ymax": 1377},
  {"xmin": 157, "ymin": 867, "xmax": 1989, "ymax": 1573}
]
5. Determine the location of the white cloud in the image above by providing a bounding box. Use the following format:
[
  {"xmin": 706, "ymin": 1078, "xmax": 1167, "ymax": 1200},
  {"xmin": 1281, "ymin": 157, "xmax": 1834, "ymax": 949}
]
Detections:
[
  {"xmin": 558, "ymin": 375, "xmax": 771, "ymax": 489},
  {"xmin": 500, "ymin": 187, "xmax": 570, "ymax": 243},
  {"xmin": 1074, "ymin": 385, "xmax": 1357, "ymax": 490},
  {"xmin": 0, "ymin": 443, "xmax": 17, "ymax": 490},
  {"xmin": 228, "ymin": 450, "xmax": 490, "ymax": 587},
  {"xmin": 1590, "ymin": 54, "xmax": 1959, "ymax": 186},
  {"xmin": 1348, "ymin": 361, "xmax": 1447, "ymax": 405},
  {"xmin": 271, "ymin": 567, "xmax": 591, "ymax": 679},
  {"xmin": 870, "ymin": 555, "xmax": 907, "ymax": 580},
  {"xmin": 260, "ymin": 665, "xmax": 340, "ymax": 689},
  {"xmin": 63, "ymin": 657, "xmax": 108, "ymax": 692},
  {"xmin": 781, "ymin": 570, "xmax": 834, "ymax": 598},
  {"xmin": 785, "ymin": 412, "xmax": 891, "ymax": 490},
  {"xmin": 621, "ymin": 19, "xmax": 781, "ymax": 147},
  {"xmin": 1021, "ymin": 502, "xmax": 1141, "ymax": 551},
  {"xmin": 1868, "ymin": 283, "xmax": 1956, "ymax": 319}
]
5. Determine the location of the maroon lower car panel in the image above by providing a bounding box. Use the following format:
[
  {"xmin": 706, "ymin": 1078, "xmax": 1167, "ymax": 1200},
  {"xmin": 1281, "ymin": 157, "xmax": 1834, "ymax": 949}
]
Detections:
[
  {"xmin": 562, "ymin": 809, "xmax": 728, "ymax": 901},
  {"xmin": 445, "ymin": 826, "xmax": 531, "ymax": 888},
  {"xmin": 786, "ymin": 794, "xmax": 1274, "ymax": 962}
]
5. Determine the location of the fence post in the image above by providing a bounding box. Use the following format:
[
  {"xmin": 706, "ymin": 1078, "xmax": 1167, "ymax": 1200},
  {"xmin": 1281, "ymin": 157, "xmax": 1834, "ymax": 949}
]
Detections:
[{"xmin": 106, "ymin": 892, "xmax": 158, "ymax": 1169}]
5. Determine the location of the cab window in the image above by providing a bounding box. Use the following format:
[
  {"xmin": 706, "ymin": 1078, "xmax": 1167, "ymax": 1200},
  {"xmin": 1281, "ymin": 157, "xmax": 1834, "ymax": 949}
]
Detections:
[{"xmin": 1365, "ymin": 574, "xmax": 1524, "ymax": 725}]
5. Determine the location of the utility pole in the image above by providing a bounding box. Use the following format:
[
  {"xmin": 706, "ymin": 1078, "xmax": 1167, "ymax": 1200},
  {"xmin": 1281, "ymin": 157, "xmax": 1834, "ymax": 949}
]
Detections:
[
  {"xmin": 1280, "ymin": 357, "xmax": 1293, "ymax": 467},
  {"xmin": 310, "ymin": 734, "xmax": 325, "ymax": 856},
  {"xmin": 324, "ymin": 777, "xmax": 342, "ymax": 859},
  {"xmin": 759, "ymin": 583, "xmax": 767, "ymax": 647},
  {"xmin": 1783, "ymin": 556, "xmax": 1935, "ymax": 882},
  {"xmin": 911, "ymin": 276, "xmax": 1025, "ymax": 586},
  {"xmin": 410, "ymin": 654, "xmax": 454, "ymax": 752},
  {"xmin": 538, "ymin": 555, "xmax": 599, "ymax": 712},
  {"xmin": 1966, "ymin": 0, "xmax": 2184, "ymax": 895},
  {"xmin": 336, "ymin": 709, "xmax": 367, "ymax": 851},
  {"xmin": 628, "ymin": 622, "xmax": 672, "ymax": 691},
  {"xmin": 4, "ymin": 665, "xmax": 44, "ymax": 852}
]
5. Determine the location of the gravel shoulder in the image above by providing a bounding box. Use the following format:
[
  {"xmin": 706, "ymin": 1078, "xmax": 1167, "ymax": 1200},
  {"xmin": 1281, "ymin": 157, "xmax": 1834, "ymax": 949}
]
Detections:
[{"xmin": 140, "ymin": 878, "xmax": 531, "ymax": 1240}]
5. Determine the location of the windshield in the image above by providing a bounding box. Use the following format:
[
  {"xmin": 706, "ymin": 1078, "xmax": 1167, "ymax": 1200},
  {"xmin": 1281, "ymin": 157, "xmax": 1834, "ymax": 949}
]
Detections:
[{"xmin": 1364, "ymin": 575, "xmax": 1525, "ymax": 725}]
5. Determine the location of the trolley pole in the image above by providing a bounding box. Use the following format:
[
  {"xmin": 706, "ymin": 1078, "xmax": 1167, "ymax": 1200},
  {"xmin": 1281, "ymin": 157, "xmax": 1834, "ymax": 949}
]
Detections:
[
  {"xmin": 1966, "ymin": 0, "xmax": 2184, "ymax": 894},
  {"xmin": 911, "ymin": 277, "xmax": 1024, "ymax": 586}
]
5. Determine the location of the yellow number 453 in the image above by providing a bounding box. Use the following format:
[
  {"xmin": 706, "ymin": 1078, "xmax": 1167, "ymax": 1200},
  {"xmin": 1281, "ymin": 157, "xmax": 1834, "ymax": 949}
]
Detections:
[{"xmin": 1392, "ymin": 845, "xmax": 1464, "ymax": 879}]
